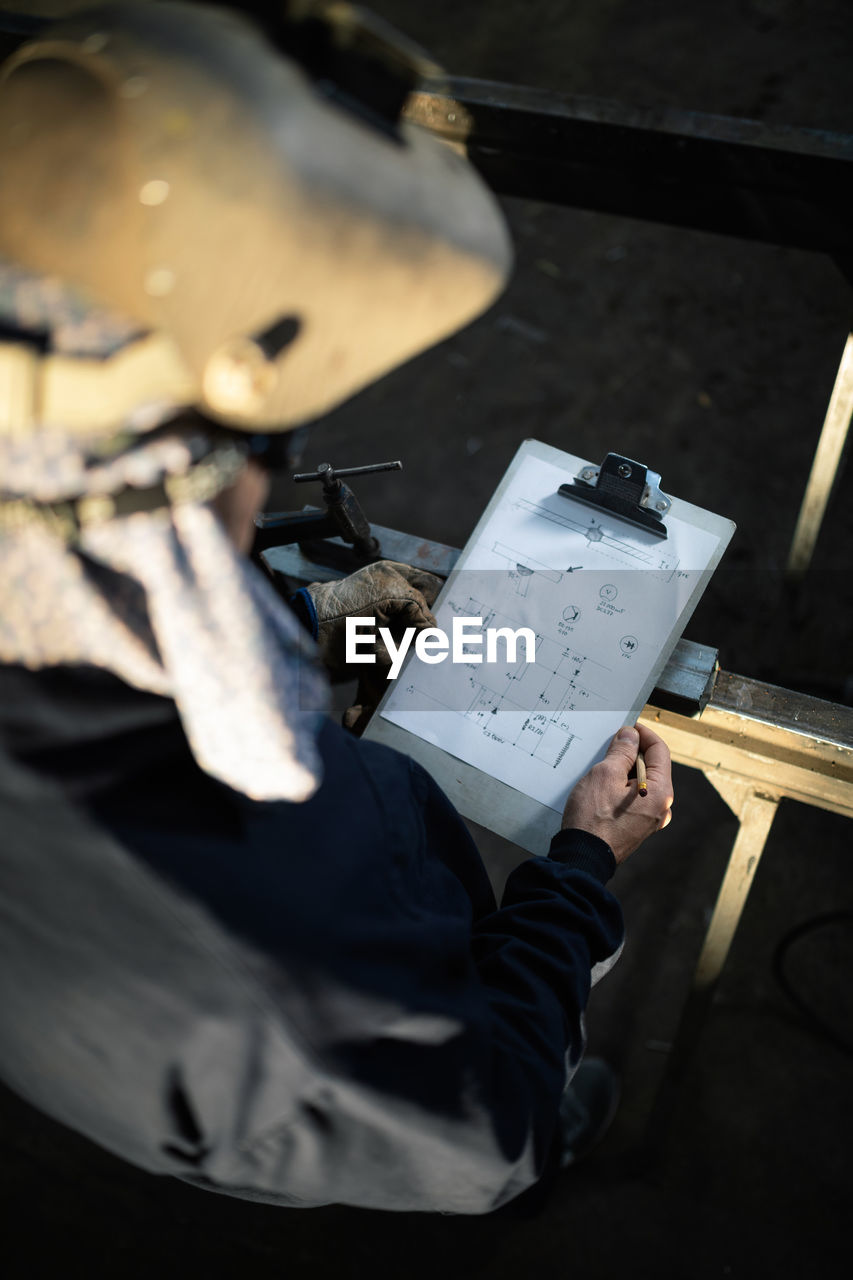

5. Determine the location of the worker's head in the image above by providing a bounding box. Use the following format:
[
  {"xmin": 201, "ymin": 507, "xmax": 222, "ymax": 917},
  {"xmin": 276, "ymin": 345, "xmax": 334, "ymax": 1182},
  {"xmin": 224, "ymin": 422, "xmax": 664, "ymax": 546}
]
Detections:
[
  {"xmin": 0, "ymin": 2, "xmax": 511, "ymax": 804},
  {"xmin": 0, "ymin": 0, "xmax": 511, "ymax": 439}
]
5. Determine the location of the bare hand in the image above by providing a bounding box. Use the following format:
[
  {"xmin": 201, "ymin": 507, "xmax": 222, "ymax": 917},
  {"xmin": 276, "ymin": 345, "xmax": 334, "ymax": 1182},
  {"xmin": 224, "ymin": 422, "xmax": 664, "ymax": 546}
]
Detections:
[{"xmin": 560, "ymin": 723, "xmax": 673, "ymax": 865}]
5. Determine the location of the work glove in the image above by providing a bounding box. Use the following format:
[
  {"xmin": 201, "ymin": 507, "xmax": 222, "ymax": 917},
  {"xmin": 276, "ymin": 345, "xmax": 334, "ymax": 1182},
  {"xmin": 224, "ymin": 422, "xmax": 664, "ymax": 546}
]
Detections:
[{"xmin": 305, "ymin": 560, "xmax": 443, "ymax": 735}]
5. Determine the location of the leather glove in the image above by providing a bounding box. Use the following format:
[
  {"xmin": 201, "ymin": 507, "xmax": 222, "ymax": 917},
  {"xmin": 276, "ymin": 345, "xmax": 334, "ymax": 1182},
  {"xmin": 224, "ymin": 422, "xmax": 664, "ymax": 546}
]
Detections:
[{"xmin": 305, "ymin": 560, "xmax": 443, "ymax": 734}]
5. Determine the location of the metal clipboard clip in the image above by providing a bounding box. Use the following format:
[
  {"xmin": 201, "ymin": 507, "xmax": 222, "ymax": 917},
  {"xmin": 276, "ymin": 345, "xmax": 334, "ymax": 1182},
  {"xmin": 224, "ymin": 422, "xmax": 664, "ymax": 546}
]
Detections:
[{"xmin": 557, "ymin": 452, "xmax": 672, "ymax": 539}]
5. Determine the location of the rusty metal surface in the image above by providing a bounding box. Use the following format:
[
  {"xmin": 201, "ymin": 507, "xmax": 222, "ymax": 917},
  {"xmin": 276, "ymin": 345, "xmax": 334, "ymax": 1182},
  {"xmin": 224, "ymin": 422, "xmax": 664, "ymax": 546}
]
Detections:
[
  {"xmin": 642, "ymin": 693, "xmax": 853, "ymax": 819},
  {"xmin": 709, "ymin": 669, "xmax": 853, "ymax": 747},
  {"xmin": 405, "ymin": 77, "xmax": 853, "ymax": 255},
  {"xmin": 261, "ymin": 523, "xmax": 462, "ymax": 583}
]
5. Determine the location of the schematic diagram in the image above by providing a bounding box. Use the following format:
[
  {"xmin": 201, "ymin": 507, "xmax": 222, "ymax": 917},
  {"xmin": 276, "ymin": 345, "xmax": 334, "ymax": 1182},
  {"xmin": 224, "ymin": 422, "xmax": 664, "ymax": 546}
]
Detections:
[
  {"xmin": 490, "ymin": 541, "xmax": 564, "ymax": 595},
  {"xmin": 402, "ymin": 592, "xmax": 612, "ymax": 769},
  {"xmin": 512, "ymin": 497, "xmax": 682, "ymax": 581},
  {"xmin": 378, "ymin": 443, "xmax": 730, "ymax": 816}
]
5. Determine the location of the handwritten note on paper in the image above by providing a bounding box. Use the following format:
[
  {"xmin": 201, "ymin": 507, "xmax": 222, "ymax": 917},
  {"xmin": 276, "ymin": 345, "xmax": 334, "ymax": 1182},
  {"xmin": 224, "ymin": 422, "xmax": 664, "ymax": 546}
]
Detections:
[{"xmin": 380, "ymin": 447, "xmax": 724, "ymax": 814}]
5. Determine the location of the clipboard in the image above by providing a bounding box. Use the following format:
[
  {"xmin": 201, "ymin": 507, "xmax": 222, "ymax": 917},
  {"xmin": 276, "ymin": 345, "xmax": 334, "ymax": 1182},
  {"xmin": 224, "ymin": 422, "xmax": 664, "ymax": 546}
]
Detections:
[{"xmin": 365, "ymin": 440, "xmax": 735, "ymax": 855}]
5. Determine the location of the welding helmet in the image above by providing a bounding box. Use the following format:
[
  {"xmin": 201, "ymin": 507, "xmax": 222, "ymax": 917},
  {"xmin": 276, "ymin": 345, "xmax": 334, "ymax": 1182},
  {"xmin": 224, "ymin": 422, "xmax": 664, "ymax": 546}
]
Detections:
[{"xmin": 0, "ymin": 1, "xmax": 511, "ymax": 438}]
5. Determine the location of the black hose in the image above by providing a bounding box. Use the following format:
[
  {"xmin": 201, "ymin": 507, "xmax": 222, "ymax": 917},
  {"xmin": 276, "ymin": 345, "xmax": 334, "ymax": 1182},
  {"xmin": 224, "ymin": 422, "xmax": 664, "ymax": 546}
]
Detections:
[{"xmin": 771, "ymin": 910, "xmax": 853, "ymax": 1057}]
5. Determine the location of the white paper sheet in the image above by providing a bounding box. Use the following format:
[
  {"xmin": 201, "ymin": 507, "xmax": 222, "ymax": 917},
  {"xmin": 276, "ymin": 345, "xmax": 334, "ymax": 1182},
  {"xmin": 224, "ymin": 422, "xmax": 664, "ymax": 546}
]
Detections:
[{"xmin": 379, "ymin": 448, "xmax": 725, "ymax": 814}]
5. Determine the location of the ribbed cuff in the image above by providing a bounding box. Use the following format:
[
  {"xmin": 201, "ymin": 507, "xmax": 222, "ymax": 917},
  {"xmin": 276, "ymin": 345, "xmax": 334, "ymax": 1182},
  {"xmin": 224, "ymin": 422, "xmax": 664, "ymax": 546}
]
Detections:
[
  {"xmin": 548, "ymin": 829, "xmax": 617, "ymax": 883},
  {"xmin": 289, "ymin": 587, "xmax": 319, "ymax": 640}
]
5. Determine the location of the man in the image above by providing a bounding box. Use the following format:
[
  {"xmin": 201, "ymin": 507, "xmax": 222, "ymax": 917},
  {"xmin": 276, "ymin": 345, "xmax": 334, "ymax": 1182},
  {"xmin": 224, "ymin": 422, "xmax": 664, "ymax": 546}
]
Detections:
[{"xmin": 0, "ymin": 1, "xmax": 673, "ymax": 1213}]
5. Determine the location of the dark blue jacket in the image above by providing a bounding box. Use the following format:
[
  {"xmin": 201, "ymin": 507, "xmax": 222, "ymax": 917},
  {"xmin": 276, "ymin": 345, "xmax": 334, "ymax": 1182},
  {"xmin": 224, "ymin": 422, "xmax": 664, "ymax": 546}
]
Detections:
[{"xmin": 0, "ymin": 663, "xmax": 623, "ymax": 1213}]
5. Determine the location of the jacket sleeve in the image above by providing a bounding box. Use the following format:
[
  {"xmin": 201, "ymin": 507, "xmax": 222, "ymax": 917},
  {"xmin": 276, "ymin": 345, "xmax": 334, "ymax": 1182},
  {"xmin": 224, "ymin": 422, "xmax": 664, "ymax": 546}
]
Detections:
[{"xmin": 184, "ymin": 751, "xmax": 625, "ymax": 1216}]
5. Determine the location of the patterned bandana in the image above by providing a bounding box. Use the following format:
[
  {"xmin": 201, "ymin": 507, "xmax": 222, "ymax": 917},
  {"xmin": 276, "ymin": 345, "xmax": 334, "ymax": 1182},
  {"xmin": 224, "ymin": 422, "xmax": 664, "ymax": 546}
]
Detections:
[{"xmin": 0, "ymin": 263, "xmax": 327, "ymax": 802}]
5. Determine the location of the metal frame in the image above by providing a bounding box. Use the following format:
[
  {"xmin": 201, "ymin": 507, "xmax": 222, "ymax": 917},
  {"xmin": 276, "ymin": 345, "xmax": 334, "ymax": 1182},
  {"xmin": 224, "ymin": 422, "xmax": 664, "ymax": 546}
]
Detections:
[
  {"xmin": 641, "ymin": 671, "xmax": 853, "ymax": 994},
  {"xmin": 638, "ymin": 674, "xmax": 853, "ymax": 1151},
  {"xmin": 406, "ymin": 78, "xmax": 853, "ymax": 575},
  {"xmin": 405, "ymin": 79, "xmax": 853, "ymax": 254}
]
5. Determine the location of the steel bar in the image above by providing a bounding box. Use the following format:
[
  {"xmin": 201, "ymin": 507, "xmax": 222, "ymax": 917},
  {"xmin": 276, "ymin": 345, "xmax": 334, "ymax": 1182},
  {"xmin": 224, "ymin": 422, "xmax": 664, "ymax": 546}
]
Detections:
[
  {"xmin": 641, "ymin": 672, "xmax": 853, "ymax": 818},
  {"xmin": 407, "ymin": 80, "xmax": 853, "ymax": 574},
  {"xmin": 293, "ymin": 461, "xmax": 402, "ymax": 484},
  {"xmin": 262, "ymin": 520, "xmax": 461, "ymax": 581},
  {"xmin": 786, "ymin": 332, "xmax": 853, "ymax": 578},
  {"xmin": 405, "ymin": 78, "xmax": 853, "ymax": 254}
]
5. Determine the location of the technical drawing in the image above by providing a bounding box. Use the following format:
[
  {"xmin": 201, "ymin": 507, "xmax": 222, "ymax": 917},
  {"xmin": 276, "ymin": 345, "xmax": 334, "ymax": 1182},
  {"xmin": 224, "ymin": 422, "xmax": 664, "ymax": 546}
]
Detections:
[
  {"xmin": 491, "ymin": 540, "xmax": 564, "ymax": 596},
  {"xmin": 512, "ymin": 497, "xmax": 682, "ymax": 580},
  {"xmin": 377, "ymin": 442, "xmax": 733, "ymax": 822},
  {"xmin": 411, "ymin": 594, "xmax": 613, "ymax": 768}
]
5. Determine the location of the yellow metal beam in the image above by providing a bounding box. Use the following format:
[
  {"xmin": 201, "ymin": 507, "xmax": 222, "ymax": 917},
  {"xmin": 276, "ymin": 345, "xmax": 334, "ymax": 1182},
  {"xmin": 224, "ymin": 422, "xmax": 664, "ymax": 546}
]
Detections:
[
  {"xmin": 786, "ymin": 331, "xmax": 853, "ymax": 579},
  {"xmin": 641, "ymin": 671, "xmax": 853, "ymax": 820},
  {"xmin": 641, "ymin": 671, "xmax": 853, "ymax": 994},
  {"xmin": 693, "ymin": 776, "xmax": 780, "ymax": 990}
]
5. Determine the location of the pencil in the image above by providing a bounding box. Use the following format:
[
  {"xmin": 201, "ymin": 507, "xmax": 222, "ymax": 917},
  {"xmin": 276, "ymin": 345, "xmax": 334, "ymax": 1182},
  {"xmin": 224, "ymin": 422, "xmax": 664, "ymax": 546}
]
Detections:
[{"xmin": 636, "ymin": 750, "xmax": 648, "ymax": 796}]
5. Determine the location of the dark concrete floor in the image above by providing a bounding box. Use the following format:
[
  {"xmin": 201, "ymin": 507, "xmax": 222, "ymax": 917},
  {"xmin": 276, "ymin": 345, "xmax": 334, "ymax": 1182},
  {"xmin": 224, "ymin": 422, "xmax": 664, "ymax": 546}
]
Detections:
[{"xmin": 3, "ymin": 1, "xmax": 852, "ymax": 1276}]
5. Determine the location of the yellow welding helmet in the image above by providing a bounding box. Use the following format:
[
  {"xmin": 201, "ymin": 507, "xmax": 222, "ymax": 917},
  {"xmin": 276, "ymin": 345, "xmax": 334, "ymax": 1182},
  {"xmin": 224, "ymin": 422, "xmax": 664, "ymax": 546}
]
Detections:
[{"xmin": 0, "ymin": 1, "xmax": 511, "ymax": 436}]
